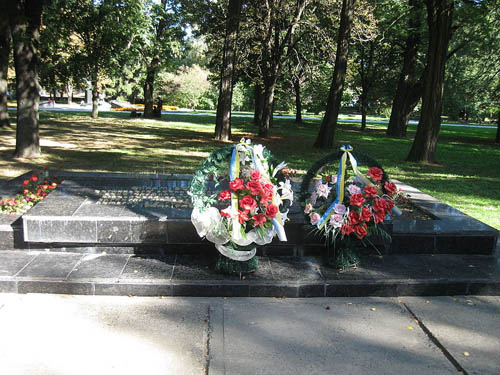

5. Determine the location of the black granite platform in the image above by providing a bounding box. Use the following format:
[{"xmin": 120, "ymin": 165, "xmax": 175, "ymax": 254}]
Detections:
[
  {"xmin": 1, "ymin": 245, "xmax": 499, "ymax": 297},
  {"xmin": 10, "ymin": 172, "xmax": 497, "ymax": 256}
]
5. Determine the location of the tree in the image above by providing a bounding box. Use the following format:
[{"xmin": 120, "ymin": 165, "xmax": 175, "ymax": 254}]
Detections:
[
  {"xmin": 214, "ymin": 0, "xmax": 243, "ymax": 141},
  {"xmin": 51, "ymin": 0, "xmax": 143, "ymax": 118},
  {"xmin": 386, "ymin": 0, "xmax": 424, "ymax": 137},
  {"xmin": 7, "ymin": 0, "xmax": 45, "ymax": 158},
  {"xmin": 253, "ymin": 0, "xmax": 311, "ymax": 138},
  {"xmin": 406, "ymin": 0, "xmax": 454, "ymax": 163},
  {"xmin": 313, "ymin": 0, "xmax": 355, "ymax": 149},
  {"xmin": 0, "ymin": 9, "xmax": 11, "ymax": 129},
  {"xmin": 141, "ymin": 0, "xmax": 184, "ymax": 118}
]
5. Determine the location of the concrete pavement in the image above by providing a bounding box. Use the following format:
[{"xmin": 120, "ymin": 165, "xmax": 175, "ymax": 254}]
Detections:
[{"xmin": 0, "ymin": 294, "xmax": 498, "ymax": 374}]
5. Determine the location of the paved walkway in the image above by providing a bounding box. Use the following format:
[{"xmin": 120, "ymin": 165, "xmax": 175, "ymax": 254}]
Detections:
[{"xmin": 0, "ymin": 293, "xmax": 498, "ymax": 374}]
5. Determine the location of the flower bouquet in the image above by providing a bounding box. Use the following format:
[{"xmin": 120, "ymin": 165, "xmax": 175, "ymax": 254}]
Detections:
[
  {"xmin": 300, "ymin": 145, "xmax": 401, "ymax": 269},
  {"xmin": 189, "ymin": 139, "xmax": 293, "ymax": 274}
]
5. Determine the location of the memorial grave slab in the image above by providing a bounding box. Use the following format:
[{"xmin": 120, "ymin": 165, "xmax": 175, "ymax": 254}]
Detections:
[{"xmin": 13, "ymin": 172, "xmax": 497, "ymax": 257}]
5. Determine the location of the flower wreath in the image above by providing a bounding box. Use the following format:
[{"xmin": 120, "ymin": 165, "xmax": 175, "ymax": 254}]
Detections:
[
  {"xmin": 299, "ymin": 145, "xmax": 401, "ymax": 248},
  {"xmin": 189, "ymin": 139, "xmax": 293, "ymax": 261}
]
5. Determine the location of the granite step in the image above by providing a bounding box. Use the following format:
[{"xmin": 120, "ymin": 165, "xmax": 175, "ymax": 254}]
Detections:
[{"xmin": 0, "ymin": 245, "xmax": 499, "ymax": 297}]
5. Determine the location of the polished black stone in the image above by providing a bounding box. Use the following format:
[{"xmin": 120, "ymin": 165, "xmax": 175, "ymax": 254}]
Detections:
[
  {"xmin": 67, "ymin": 254, "xmax": 130, "ymax": 280},
  {"xmin": 120, "ymin": 255, "xmax": 175, "ymax": 281},
  {"xmin": 17, "ymin": 253, "xmax": 82, "ymax": 278},
  {"xmin": 0, "ymin": 252, "xmax": 37, "ymax": 277},
  {"xmin": 268, "ymin": 256, "xmax": 323, "ymax": 281},
  {"xmin": 95, "ymin": 282, "xmax": 172, "ymax": 297},
  {"xmin": 17, "ymin": 280, "xmax": 92, "ymax": 295}
]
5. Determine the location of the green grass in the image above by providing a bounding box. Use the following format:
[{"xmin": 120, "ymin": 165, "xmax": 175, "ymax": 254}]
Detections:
[{"xmin": 1, "ymin": 110, "xmax": 499, "ymax": 229}]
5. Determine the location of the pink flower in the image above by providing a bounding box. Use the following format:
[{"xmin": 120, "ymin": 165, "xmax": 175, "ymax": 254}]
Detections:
[
  {"xmin": 250, "ymin": 170, "xmax": 262, "ymax": 181},
  {"xmin": 252, "ymin": 213, "xmax": 267, "ymax": 227},
  {"xmin": 304, "ymin": 203, "xmax": 313, "ymax": 214},
  {"xmin": 347, "ymin": 184, "xmax": 361, "ymax": 195},
  {"xmin": 310, "ymin": 212, "xmax": 321, "ymax": 225},
  {"xmin": 334, "ymin": 203, "xmax": 346, "ymax": 215},
  {"xmin": 329, "ymin": 214, "xmax": 344, "ymax": 228},
  {"xmin": 316, "ymin": 183, "xmax": 331, "ymax": 199}
]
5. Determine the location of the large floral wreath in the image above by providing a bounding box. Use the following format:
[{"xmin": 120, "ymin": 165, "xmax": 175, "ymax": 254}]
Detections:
[
  {"xmin": 300, "ymin": 145, "xmax": 401, "ymax": 257},
  {"xmin": 189, "ymin": 139, "xmax": 293, "ymax": 262}
]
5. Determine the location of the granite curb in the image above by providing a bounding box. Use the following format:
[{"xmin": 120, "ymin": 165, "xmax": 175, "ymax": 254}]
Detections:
[{"xmin": 1, "ymin": 251, "xmax": 499, "ymax": 298}]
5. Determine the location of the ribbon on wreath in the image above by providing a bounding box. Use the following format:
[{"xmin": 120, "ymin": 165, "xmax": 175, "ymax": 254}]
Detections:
[{"xmin": 316, "ymin": 145, "xmax": 401, "ymax": 230}]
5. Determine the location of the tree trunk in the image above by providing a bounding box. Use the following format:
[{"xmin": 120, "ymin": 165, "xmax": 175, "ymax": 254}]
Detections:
[
  {"xmin": 294, "ymin": 77, "xmax": 302, "ymax": 123},
  {"xmin": 9, "ymin": 0, "xmax": 44, "ymax": 158},
  {"xmin": 253, "ymin": 84, "xmax": 264, "ymax": 127},
  {"xmin": 407, "ymin": 0, "xmax": 453, "ymax": 163},
  {"xmin": 360, "ymin": 91, "xmax": 368, "ymax": 131},
  {"xmin": 259, "ymin": 80, "xmax": 276, "ymax": 138},
  {"xmin": 143, "ymin": 61, "xmax": 156, "ymax": 119},
  {"xmin": 66, "ymin": 82, "xmax": 73, "ymax": 105},
  {"xmin": 314, "ymin": 0, "xmax": 354, "ymax": 149},
  {"xmin": 496, "ymin": 110, "xmax": 500, "ymax": 143},
  {"xmin": 0, "ymin": 14, "xmax": 11, "ymax": 128},
  {"xmin": 215, "ymin": 0, "xmax": 243, "ymax": 141},
  {"xmin": 91, "ymin": 70, "xmax": 99, "ymax": 118},
  {"xmin": 387, "ymin": 0, "xmax": 423, "ymax": 138}
]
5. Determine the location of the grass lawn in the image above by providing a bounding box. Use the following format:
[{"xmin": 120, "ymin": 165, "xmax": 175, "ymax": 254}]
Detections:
[{"xmin": 1, "ymin": 110, "xmax": 499, "ymax": 230}]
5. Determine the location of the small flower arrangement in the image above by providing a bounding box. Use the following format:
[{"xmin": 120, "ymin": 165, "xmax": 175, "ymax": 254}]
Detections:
[
  {"xmin": 300, "ymin": 145, "xmax": 402, "ymax": 268},
  {"xmin": 0, "ymin": 167, "xmax": 60, "ymax": 215},
  {"xmin": 189, "ymin": 139, "xmax": 293, "ymax": 272}
]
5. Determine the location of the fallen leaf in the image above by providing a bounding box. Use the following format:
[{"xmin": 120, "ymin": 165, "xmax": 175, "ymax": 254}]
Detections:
[
  {"xmin": 463, "ymin": 352, "xmax": 470, "ymax": 357},
  {"xmin": 347, "ymin": 302, "xmax": 353, "ymax": 305},
  {"xmin": 408, "ymin": 326, "xmax": 414, "ymax": 330},
  {"xmin": 371, "ymin": 307, "xmax": 376, "ymax": 311}
]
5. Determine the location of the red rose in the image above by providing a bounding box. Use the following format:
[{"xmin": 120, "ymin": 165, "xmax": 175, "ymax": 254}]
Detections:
[
  {"xmin": 240, "ymin": 195, "xmax": 258, "ymax": 211},
  {"xmin": 374, "ymin": 211, "xmax": 386, "ymax": 223},
  {"xmin": 373, "ymin": 197, "xmax": 385, "ymax": 213},
  {"xmin": 250, "ymin": 170, "xmax": 262, "ymax": 181},
  {"xmin": 384, "ymin": 181, "xmax": 397, "ymax": 196},
  {"xmin": 218, "ymin": 190, "xmax": 231, "ymax": 201},
  {"xmin": 238, "ymin": 210, "xmax": 250, "ymax": 224},
  {"xmin": 360, "ymin": 207, "xmax": 372, "ymax": 222},
  {"xmin": 349, "ymin": 211, "xmax": 360, "ymax": 225},
  {"xmin": 354, "ymin": 224, "xmax": 368, "ymax": 239},
  {"xmin": 363, "ymin": 185, "xmax": 378, "ymax": 198},
  {"xmin": 229, "ymin": 178, "xmax": 245, "ymax": 191},
  {"xmin": 341, "ymin": 224, "xmax": 355, "ymax": 236},
  {"xmin": 367, "ymin": 167, "xmax": 383, "ymax": 182},
  {"xmin": 349, "ymin": 193, "xmax": 365, "ymax": 207},
  {"xmin": 252, "ymin": 213, "xmax": 267, "ymax": 227},
  {"xmin": 23, "ymin": 180, "xmax": 29, "ymax": 186},
  {"xmin": 265, "ymin": 204, "xmax": 279, "ymax": 219},
  {"xmin": 31, "ymin": 175, "xmax": 38, "ymax": 182},
  {"xmin": 246, "ymin": 180, "xmax": 262, "ymax": 195}
]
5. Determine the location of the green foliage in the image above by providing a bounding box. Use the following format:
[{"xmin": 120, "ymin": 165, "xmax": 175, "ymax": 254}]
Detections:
[{"xmin": 160, "ymin": 65, "xmax": 212, "ymax": 108}]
